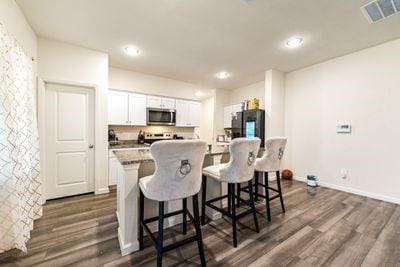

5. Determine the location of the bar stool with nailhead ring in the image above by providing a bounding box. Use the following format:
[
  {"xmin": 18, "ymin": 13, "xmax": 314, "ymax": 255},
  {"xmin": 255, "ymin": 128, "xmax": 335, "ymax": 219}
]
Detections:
[
  {"xmin": 139, "ymin": 140, "xmax": 207, "ymax": 267},
  {"xmin": 201, "ymin": 137, "xmax": 261, "ymax": 247}
]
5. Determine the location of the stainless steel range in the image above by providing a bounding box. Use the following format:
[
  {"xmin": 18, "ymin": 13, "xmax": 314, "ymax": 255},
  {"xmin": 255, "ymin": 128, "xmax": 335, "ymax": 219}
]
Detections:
[{"xmin": 144, "ymin": 132, "xmax": 173, "ymax": 144}]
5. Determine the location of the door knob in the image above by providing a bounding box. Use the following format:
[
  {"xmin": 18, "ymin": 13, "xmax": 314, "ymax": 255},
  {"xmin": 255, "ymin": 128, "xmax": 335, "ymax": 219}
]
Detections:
[{"xmin": 89, "ymin": 144, "xmax": 94, "ymax": 149}]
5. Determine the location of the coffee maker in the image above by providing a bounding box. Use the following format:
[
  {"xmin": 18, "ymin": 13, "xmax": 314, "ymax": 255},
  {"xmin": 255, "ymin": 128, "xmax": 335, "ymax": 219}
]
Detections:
[{"xmin": 108, "ymin": 129, "xmax": 116, "ymax": 142}]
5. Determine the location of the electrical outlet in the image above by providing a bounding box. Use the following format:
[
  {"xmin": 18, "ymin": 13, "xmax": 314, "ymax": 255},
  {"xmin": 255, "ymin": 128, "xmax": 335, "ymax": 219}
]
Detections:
[{"xmin": 340, "ymin": 168, "xmax": 348, "ymax": 179}]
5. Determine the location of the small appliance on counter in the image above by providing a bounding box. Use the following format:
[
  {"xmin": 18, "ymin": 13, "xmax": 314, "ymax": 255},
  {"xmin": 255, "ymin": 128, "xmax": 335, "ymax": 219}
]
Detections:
[
  {"xmin": 137, "ymin": 130, "xmax": 145, "ymax": 144},
  {"xmin": 108, "ymin": 129, "xmax": 117, "ymax": 142}
]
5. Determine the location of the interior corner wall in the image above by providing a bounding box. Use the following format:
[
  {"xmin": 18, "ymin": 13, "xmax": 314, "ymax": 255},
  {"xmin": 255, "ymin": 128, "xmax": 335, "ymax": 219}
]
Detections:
[
  {"xmin": 213, "ymin": 89, "xmax": 231, "ymax": 145},
  {"xmin": 284, "ymin": 38, "xmax": 400, "ymax": 204},
  {"xmin": 265, "ymin": 69, "xmax": 285, "ymax": 138},
  {"xmin": 197, "ymin": 96, "xmax": 215, "ymax": 145},
  {"xmin": 38, "ymin": 38, "xmax": 109, "ymax": 196}
]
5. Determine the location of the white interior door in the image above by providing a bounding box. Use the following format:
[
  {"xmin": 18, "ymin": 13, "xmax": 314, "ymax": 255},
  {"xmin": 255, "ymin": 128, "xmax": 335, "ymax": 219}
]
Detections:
[{"xmin": 45, "ymin": 83, "xmax": 95, "ymax": 199}]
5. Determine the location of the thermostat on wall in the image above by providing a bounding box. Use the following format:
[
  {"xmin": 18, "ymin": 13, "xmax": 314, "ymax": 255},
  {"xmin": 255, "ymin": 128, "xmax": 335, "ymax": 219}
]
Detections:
[{"xmin": 336, "ymin": 123, "xmax": 351, "ymax": 133}]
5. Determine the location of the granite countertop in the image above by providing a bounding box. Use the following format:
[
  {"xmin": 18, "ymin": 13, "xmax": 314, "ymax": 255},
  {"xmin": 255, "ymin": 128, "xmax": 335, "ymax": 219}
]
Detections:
[
  {"xmin": 109, "ymin": 140, "xmax": 150, "ymax": 149},
  {"xmin": 114, "ymin": 146, "xmax": 230, "ymax": 165}
]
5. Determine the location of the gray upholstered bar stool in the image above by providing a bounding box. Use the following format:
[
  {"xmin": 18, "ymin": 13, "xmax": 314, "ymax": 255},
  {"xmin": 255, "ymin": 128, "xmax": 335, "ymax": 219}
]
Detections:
[
  {"xmin": 139, "ymin": 140, "xmax": 207, "ymax": 267},
  {"xmin": 253, "ymin": 137, "xmax": 287, "ymax": 221},
  {"xmin": 201, "ymin": 137, "xmax": 261, "ymax": 247}
]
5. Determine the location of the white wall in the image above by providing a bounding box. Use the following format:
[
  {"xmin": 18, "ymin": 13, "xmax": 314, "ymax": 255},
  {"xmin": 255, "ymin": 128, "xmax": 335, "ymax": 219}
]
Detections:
[
  {"xmin": 265, "ymin": 69, "xmax": 285, "ymax": 137},
  {"xmin": 0, "ymin": 0, "xmax": 37, "ymax": 84},
  {"xmin": 285, "ymin": 38, "xmax": 400, "ymax": 204},
  {"xmin": 38, "ymin": 38, "xmax": 109, "ymax": 195},
  {"xmin": 109, "ymin": 67, "xmax": 213, "ymax": 100},
  {"xmin": 228, "ymin": 81, "xmax": 265, "ymax": 108},
  {"xmin": 197, "ymin": 96, "xmax": 215, "ymax": 145}
]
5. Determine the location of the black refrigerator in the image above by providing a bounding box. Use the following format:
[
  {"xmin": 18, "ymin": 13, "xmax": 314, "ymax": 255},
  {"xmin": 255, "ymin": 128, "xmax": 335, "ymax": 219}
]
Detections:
[{"xmin": 231, "ymin": 109, "xmax": 265, "ymax": 147}]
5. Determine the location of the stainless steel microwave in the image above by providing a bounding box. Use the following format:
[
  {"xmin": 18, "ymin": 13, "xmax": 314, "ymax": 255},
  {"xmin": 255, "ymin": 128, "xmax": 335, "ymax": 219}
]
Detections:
[{"xmin": 146, "ymin": 108, "xmax": 176, "ymax": 126}]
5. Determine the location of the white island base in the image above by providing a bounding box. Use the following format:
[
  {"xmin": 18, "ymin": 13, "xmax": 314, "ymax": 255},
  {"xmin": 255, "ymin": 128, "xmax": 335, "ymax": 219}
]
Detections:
[{"xmin": 115, "ymin": 151, "xmax": 229, "ymax": 256}]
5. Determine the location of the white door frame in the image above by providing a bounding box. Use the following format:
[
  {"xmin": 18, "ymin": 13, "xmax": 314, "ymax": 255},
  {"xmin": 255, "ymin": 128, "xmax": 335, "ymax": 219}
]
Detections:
[{"xmin": 38, "ymin": 77, "xmax": 106, "ymax": 201}]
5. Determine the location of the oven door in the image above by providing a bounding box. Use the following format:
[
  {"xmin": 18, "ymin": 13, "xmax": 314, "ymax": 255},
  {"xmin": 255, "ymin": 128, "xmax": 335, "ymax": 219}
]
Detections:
[{"xmin": 147, "ymin": 108, "xmax": 176, "ymax": 126}]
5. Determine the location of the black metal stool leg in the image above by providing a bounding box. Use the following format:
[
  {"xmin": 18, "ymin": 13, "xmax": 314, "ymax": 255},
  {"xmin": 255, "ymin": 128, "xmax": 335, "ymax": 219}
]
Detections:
[
  {"xmin": 276, "ymin": 171, "xmax": 286, "ymax": 213},
  {"xmin": 237, "ymin": 183, "xmax": 241, "ymax": 207},
  {"xmin": 254, "ymin": 172, "xmax": 259, "ymax": 201},
  {"xmin": 157, "ymin": 202, "xmax": 164, "ymax": 267},
  {"xmin": 182, "ymin": 198, "xmax": 187, "ymax": 235},
  {"xmin": 248, "ymin": 180, "xmax": 259, "ymax": 233},
  {"xmin": 264, "ymin": 172, "xmax": 271, "ymax": 222},
  {"xmin": 201, "ymin": 175, "xmax": 207, "ymax": 226},
  {"xmin": 192, "ymin": 194, "xmax": 206, "ymax": 267},
  {"xmin": 231, "ymin": 183, "xmax": 238, "ymax": 248},
  {"xmin": 228, "ymin": 183, "xmax": 232, "ymax": 214},
  {"xmin": 139, "ymin": 190, "xmax": 144, "ymax": 250}
]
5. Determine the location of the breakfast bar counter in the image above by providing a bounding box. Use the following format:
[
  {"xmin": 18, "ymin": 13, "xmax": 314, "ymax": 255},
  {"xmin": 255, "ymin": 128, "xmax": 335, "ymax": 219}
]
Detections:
[{"xmin": 114, "ymin": 146, "xmax": 232, "ymax": 256}]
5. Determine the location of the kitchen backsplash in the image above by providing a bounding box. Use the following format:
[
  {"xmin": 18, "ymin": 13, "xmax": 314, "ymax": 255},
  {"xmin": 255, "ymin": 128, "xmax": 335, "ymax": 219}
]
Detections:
[{"xmin": 109, "ymin": 125, "xmax": 197, "ymax": 140}]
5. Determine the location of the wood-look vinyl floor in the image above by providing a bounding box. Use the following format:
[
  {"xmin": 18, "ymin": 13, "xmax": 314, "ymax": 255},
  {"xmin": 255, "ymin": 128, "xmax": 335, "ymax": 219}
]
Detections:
[{"xmin": 1, "ymin": 180, "xmax": 400, "ymax": 266}]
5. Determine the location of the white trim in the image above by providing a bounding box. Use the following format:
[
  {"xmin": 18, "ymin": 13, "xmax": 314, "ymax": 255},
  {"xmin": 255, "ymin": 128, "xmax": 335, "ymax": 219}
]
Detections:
[
  {"xmin": 96, "ymin": 187, "xmax": 110, "ymax": 195},
  {"xmin": 293, "ymin": 176, "xmax": 400, "ymax": 205},
  {"xmin": 38, "ymin": 77, "xmax": 102, "ymax": 199},
  {"xmin": 118, "ymin": 227, "xmax": 139, "ymax": 256}
]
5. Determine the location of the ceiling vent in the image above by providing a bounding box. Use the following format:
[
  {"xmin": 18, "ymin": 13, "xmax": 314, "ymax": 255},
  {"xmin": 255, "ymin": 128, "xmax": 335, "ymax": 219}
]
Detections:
[{"xmin": 361, "ymin": 0, "xmax": 400, "ymax": 23}]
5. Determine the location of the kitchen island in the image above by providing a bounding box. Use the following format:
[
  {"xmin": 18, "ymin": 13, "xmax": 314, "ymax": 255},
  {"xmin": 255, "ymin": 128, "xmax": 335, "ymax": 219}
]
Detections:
[{"xmin": 114, "ymin": 147, "xmax": 232, "ymax": 256}]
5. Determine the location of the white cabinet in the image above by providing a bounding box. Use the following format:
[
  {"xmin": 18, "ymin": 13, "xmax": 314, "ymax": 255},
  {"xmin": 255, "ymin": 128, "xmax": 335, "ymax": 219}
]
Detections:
[
  {"xmin": 108, "ymin": 90, "xmax": 146, "ymax": 126},
  {"xmin": 147, "ymin": 96, "xmax": 176, "ymax": 109},
  {"xmin": 108, "ymin": 90, "xmax": 129, "ymax": 125},
  {"xmin": 223, "ymin": 103, "xmax": 242, "ymax": 128},
  {"xmin": 176, "ymin": 100, "xmax": 201, "ymax": 127},
  {"xmin": 146, "ymin": 96, "xmax": 162, "ymax": 108},
  {"xmin": 188, "ymin": 101, "xmax": 201, "ymax": 127},
  {"xmin": 128, "ymin": 94, "xmax": 146, "ymax": 126},
  {"xmin": 162, "ymin": 97, "xmax": 176, "ymax": 109}
]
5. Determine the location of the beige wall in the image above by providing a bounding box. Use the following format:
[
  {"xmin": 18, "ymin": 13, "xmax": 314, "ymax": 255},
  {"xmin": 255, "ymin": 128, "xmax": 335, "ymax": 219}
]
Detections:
[
  {"xmin": 196, "ymin": 96, "xmax": 215, "ymax": 145},
  {"xmin": 38, "ymin": 38, "xmax": 109, "ymax": 195},
  {"xmin": 285, "ymin": 38, "xmax": 400, "ymax": 204},
  {"xmin": 109, "ymin": 67, "xmax": 213, "ymax": 100},
  {"xmin": 265, "ymin": 69, "xmax": 285, "ymax": 137},
  {"xmin": 228, "ymin": 81, "xmax": 265, "ymax": 108}
]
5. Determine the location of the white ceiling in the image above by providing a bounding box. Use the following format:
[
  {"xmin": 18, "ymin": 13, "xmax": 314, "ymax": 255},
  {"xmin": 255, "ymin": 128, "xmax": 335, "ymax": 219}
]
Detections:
[{"xmin": 16, "ymin": 0, "xmax": 400, "ymax": 89}]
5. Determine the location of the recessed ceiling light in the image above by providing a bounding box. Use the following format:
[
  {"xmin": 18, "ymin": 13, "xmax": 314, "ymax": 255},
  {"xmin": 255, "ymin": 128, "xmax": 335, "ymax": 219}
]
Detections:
[
  {"xmin": 216, "ymin": 71, "xmax": 230, "ymax": 79},
  {"xmin": 286, "ymin": 37, "xmax": 303, "ymax": 48},
  {"xmin": 195, "ymin": 91, "xmax": 204, "ymax": 97},
  {"xmin": 124, "ymin": 45, "xmax": 141, "ymax": 56}
]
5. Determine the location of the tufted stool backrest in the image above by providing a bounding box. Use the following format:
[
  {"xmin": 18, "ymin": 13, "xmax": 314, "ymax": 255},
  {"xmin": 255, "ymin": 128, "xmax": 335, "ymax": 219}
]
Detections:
[
  {"xmin": 220, "ymin": 137, "xmax": 261, "ymax": 183},
  {"xmin": 255, "ymin": 137, "xmax": 287, "ymax": 172},
  {"xmin": 144, "ymin": 140, "xmax": 207, "ymax": 202}
]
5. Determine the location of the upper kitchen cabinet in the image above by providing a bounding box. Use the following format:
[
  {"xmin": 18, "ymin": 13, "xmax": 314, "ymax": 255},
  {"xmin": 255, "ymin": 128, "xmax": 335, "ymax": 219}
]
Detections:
[
  {"xmin": 128, "ymin": 94, "xmax": 146, "ymax": 126},
  {"xmin": 108, "ymin": 90, "xmax": 129, "ymax": 125},
  {"xmin": 147, "ymin": 96, "xmax": 176, "ymax": 109},
  {"xmin": 176, "ymin": 100, "xmax": 200, "ymax": 127},
  {"xmin": 108, "ymin": 90, "xmax": 146, "ymax": 126}
]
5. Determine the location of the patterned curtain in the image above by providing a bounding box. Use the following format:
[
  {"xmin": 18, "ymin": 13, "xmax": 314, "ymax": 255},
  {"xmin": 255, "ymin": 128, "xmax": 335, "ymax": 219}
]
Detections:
[{"xmin": 0, "ymin": 23, "xmax": 42, "ymax": 253}]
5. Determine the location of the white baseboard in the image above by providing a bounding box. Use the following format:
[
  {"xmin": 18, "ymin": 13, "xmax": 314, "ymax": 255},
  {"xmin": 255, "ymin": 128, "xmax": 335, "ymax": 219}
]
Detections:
[
  {"xmin": 118, "ymin": 227, "xmax": 139, "ymax": 256},
  {"xmin": 293, "ymin": 176, "xmax": 400, "ymax": 205},
  {"xmin": 96, "ymin": 187, "xmax": 110, "ymax": 195}
]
